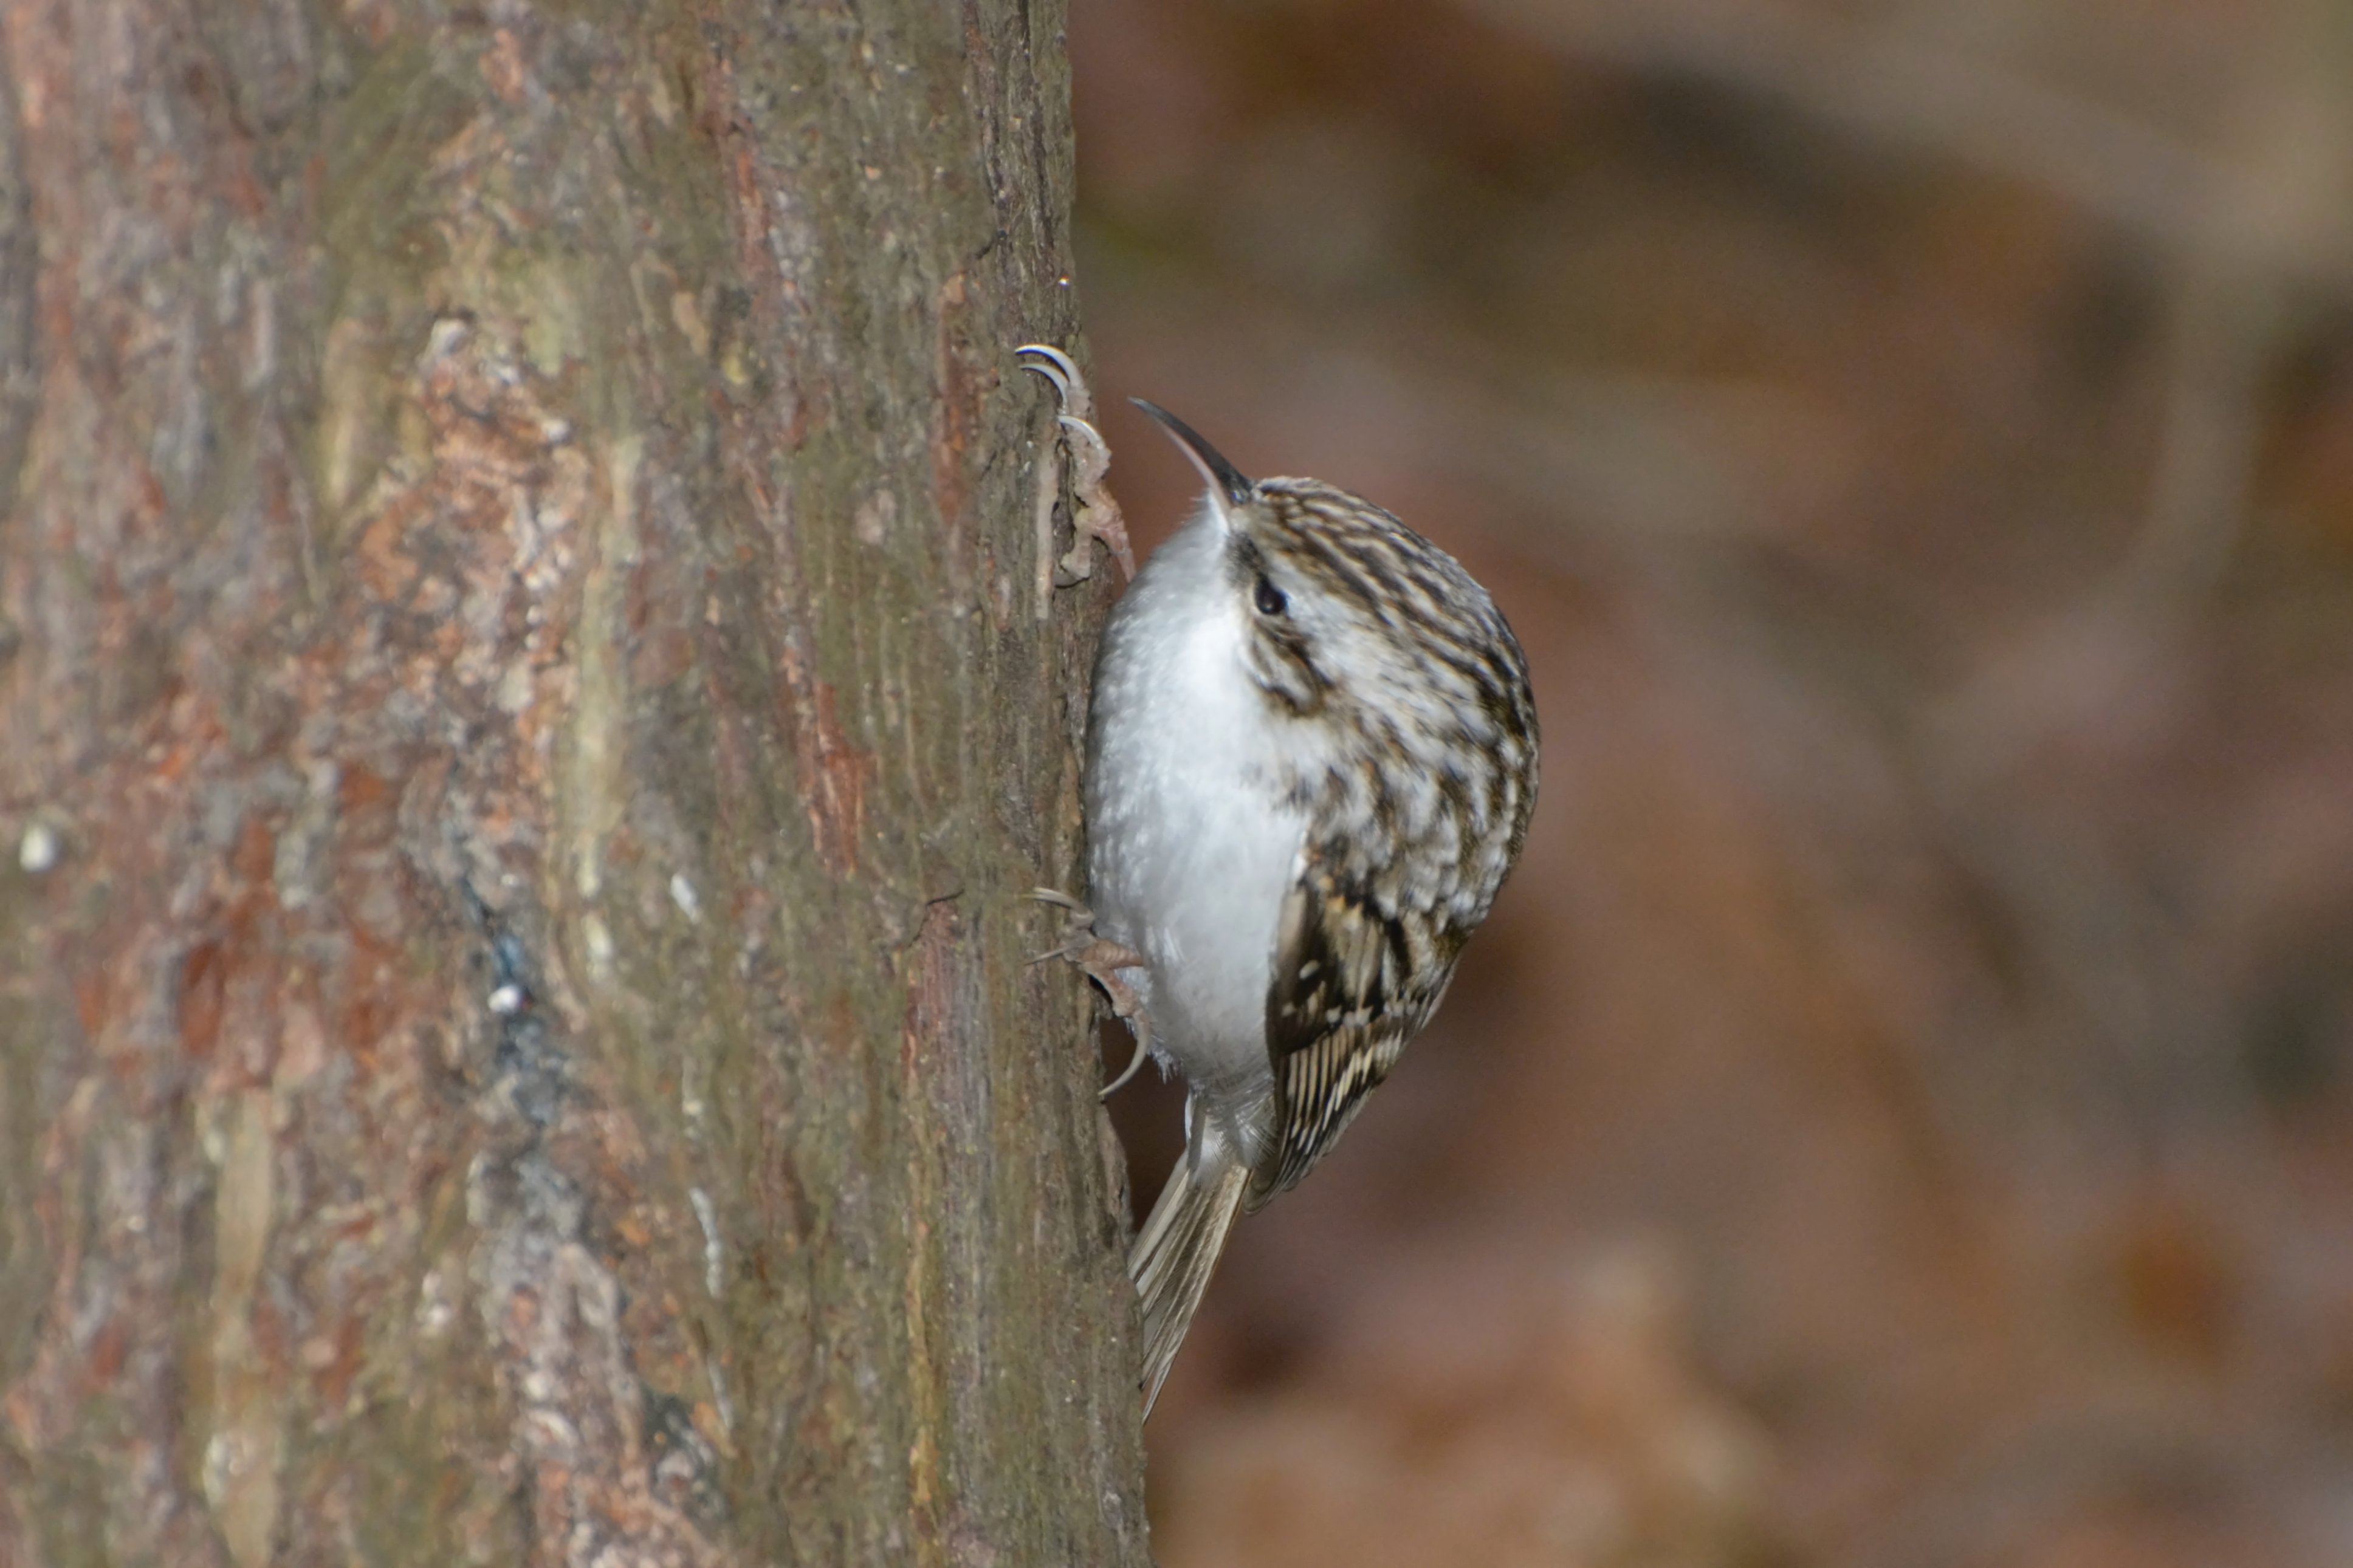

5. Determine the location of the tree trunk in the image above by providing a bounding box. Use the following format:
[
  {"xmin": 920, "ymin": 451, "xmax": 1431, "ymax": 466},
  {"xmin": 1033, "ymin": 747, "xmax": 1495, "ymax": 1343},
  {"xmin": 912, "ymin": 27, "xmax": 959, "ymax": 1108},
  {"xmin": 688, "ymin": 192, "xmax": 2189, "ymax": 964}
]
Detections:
[{"xmin": 0, "ymin": 2, "xmax": 1147, "ymax": 1563}]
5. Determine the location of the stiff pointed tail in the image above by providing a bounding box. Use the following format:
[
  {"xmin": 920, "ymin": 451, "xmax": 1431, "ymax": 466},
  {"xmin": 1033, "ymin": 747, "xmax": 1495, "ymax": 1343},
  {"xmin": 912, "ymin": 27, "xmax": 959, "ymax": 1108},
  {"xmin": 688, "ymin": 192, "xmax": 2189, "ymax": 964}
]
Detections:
[{"xmin": 1128, "ymin": 1153, "xmax": 1251, "ymax": 1415}]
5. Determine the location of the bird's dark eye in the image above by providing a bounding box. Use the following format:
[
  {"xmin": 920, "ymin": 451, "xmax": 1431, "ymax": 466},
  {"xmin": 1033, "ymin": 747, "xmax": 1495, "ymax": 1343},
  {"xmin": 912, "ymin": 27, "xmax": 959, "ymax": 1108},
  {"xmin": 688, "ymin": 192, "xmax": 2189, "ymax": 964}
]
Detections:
[{"xmin": 1253, "ymin": 575, "xmax": 1288, "ymax": 617}]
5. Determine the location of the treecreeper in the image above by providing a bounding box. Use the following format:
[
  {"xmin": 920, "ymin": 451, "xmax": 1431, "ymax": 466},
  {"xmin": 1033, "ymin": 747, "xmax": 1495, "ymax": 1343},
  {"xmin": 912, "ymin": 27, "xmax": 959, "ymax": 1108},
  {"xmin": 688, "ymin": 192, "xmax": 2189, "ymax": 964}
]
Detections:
[{"xmin": 1020, "ymin": 345, "xmax": 1540, "ymax": 1414}]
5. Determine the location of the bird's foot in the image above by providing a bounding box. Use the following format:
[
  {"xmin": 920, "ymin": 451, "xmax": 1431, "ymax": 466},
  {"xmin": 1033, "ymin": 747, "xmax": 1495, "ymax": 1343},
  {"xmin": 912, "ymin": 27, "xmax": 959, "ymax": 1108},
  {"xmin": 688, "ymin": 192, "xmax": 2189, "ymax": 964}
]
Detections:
[
  {"xmin": 1017, "ymin": 344, "xmax": 1138, "ymax": 606},
  {"xmin": 1028, "ymin": 887, "xmax": 1155, "ymax": 1099}
]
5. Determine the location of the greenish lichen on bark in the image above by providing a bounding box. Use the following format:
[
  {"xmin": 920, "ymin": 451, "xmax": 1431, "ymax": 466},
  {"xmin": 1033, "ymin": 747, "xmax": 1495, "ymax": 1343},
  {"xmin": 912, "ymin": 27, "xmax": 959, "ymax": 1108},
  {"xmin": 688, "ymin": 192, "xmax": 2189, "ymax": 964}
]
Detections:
[{"xmin": 0, "ymin": 0, "xmax": 1144, "ymax": 1563}]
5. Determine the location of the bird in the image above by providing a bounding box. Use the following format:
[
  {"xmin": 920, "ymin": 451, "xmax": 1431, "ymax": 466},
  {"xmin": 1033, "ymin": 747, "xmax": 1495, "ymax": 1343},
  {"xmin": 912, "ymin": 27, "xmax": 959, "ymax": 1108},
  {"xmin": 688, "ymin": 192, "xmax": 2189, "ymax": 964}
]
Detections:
[{"xmin": 1018, "ymin": 344, "xmax": 1539, "ymax": 1412}]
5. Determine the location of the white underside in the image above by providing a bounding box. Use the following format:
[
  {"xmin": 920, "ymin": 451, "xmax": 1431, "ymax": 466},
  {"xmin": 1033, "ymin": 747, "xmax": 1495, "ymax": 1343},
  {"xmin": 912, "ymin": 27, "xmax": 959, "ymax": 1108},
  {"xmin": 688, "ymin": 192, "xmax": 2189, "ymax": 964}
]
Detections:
[{"xmin": 1085, "ymin": 502, "xmax": 1310, "ymax": 1132}]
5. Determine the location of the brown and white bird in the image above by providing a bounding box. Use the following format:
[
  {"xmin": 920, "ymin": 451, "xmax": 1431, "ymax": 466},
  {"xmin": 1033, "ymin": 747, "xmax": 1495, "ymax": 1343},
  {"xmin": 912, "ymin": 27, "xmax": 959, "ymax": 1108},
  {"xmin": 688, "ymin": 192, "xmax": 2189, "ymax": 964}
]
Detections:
[{"xmin": 1020, "ymin": 346, "xmax": 1539, "ymax": 1412}]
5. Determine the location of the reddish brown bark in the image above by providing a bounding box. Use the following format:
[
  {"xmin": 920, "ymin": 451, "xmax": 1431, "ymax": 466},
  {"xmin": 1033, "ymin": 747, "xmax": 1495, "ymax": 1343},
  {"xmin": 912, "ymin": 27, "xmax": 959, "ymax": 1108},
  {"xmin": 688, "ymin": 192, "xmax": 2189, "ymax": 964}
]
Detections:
[{"xmin": 0, "ymin": 2, "xmax": 1146, "ymax": 1563}]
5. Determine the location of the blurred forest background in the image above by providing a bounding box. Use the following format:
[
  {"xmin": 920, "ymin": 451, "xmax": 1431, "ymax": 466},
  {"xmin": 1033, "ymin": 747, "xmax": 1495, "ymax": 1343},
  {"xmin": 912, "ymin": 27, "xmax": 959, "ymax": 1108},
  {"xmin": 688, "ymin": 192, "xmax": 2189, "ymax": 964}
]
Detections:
[{"xmin": 1064, "ymin": 1, "xmax": 2353, "ymax": 1564}]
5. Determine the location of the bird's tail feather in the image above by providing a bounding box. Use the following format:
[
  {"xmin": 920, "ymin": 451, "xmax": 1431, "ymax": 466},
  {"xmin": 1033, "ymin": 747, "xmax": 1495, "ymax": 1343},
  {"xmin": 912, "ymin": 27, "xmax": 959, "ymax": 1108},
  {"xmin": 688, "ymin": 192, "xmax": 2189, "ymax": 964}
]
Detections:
[{"xmin": 1128, "ymin": 1153, "xmax": 1251, "ymax": 1415}]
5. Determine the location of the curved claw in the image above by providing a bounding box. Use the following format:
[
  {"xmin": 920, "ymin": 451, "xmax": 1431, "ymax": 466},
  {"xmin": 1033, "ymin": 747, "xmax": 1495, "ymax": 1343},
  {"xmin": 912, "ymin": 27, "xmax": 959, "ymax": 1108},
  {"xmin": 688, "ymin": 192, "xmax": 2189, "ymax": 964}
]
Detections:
[
  {"xmin": 1026, "ymin": 887, "xmax": 1087, "ymax": 964},
  {"xmin": 1018, "ymin": 358, "xmax": 1070, "ymax": 400},
  {"xmin": 1056, "ymin": 412, "xmax": 1108, "ymax": 450},
  {"xmin": 1015, "ymin": 343, "xmax": 1096, "ymax": 422},
  {"xmin": 1029, "ymin": 884, "xmax": 1155, "ymax": 1097},
  {"xmin": 1015, "ymin": 342, "xmax": 1076, "ymax": 377},
  {"xmin": 1015, "ymin": 343, "xmax": 1076, "ymax": 400},
  {"xmin": 1098, "ymin": 1029, "xmax": 1152, "ymax": 1101}
]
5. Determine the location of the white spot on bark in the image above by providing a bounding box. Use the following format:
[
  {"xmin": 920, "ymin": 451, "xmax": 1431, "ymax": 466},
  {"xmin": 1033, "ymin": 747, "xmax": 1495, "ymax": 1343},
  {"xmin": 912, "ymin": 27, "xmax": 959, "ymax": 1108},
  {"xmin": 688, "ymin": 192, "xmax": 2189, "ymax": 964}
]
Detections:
[
  {"xmin": 690, "ymin": 1186, "xmax": 724, "ymax": 1299},
  {"xmin": 583, "ymin": 914, "xmax": 616, "ymax": 979},
  {"xmin": 18, "ymin": 820, "xmax": 60, "ymax": 873},
  {"xmin": 854, "ymin": 489, "xmax": 896, "ymax": 546}
]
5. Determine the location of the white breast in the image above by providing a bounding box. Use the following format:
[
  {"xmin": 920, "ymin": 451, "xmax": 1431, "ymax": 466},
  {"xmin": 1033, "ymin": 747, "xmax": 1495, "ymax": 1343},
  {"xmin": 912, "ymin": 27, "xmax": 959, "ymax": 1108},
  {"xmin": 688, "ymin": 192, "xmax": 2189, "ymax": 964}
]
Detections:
[{"xmin": 1084, "ymin": 507, "xmax": 1310, "ymax": 1105}]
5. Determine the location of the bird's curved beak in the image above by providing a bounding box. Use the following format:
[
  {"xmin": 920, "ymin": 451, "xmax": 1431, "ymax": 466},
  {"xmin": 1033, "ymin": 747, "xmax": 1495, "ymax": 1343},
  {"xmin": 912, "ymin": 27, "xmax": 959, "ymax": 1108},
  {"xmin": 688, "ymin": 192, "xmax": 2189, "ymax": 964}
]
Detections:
[{"xmin": 1132, "ymin": 398, "xmax": 1254, "ymax": 510}]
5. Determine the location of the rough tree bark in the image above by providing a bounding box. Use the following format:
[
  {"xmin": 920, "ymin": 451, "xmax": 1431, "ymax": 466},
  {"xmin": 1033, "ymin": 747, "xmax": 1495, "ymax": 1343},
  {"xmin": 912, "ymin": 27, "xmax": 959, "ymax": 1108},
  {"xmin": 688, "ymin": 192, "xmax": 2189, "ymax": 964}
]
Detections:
[{"xmin": 0, "ymin": 2, "xmax": 1149, "ymax": 1563}]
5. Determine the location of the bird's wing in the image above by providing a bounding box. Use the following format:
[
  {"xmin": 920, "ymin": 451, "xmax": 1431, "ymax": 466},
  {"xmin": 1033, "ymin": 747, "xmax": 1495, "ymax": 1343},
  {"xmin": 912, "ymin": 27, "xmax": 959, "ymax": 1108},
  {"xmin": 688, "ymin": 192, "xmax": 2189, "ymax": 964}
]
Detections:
[{"xmin": 1258, "ymin": 858, "xmax": 1460, "ymax": 1202}]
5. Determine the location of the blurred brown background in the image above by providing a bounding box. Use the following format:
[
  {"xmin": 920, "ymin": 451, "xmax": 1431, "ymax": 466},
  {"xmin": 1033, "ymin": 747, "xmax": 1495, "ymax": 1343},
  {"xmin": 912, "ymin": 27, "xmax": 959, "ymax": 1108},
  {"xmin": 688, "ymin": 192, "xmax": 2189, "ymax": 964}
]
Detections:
[{"xmin": 1066, "ymin": 1, "xmax": 2353, "ymax": 1564}]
